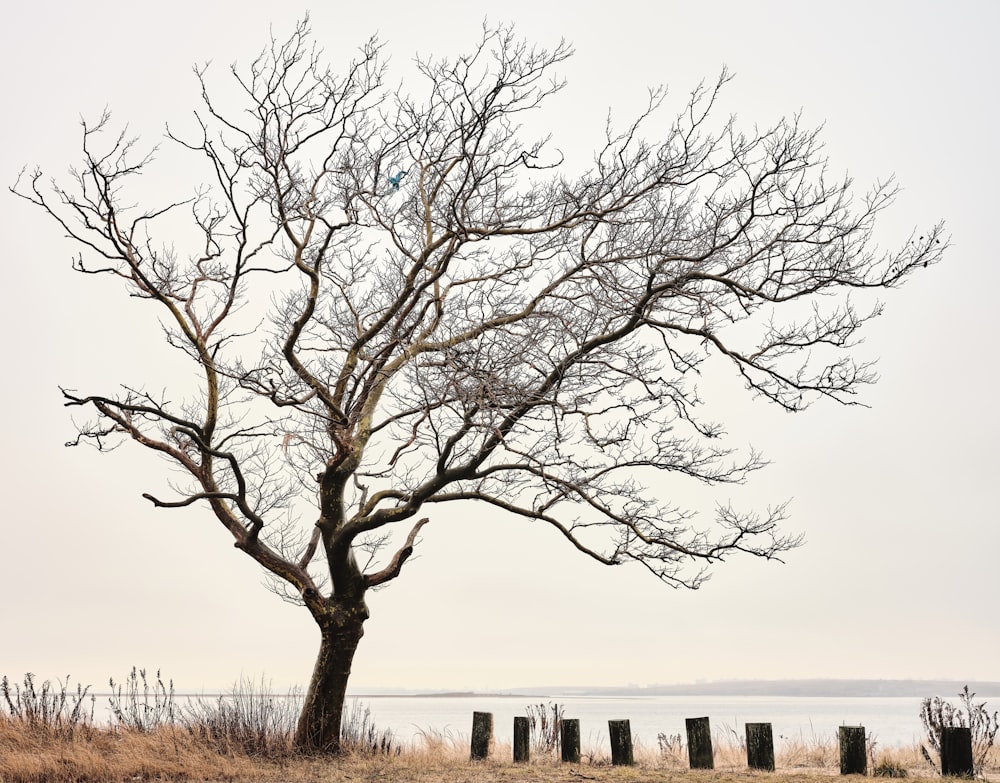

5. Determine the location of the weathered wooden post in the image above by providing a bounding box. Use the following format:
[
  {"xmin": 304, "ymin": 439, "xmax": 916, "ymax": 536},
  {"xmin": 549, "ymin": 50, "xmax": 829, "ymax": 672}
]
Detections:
[
  {"xmin": 746, "ymin": 722, "xmax": 775, "ymax": 771},
  {"xmin": 941, "ymin": 726, "xmax": 974, "ymax": 777},
  {"xmin": 838, "ymin": 725, "xmax": 867, "ymax": 775},
  {"xmin": 513, "ymin": 716, "xmax": 530, "ymax": 763},
  {"xmin": 561, "ymin": 718, "xmax": 581, "ymax": 763},
  {"xmin": 470, "ymin": 711, "xmax": 493, "ymax": 760},
  {"xmin": 686, "ymin": 716, "xmax": 714, "ymax": 769},
  {"xmin": 609, "ymin": 719, "xmax": 634, "ymax": 766}
]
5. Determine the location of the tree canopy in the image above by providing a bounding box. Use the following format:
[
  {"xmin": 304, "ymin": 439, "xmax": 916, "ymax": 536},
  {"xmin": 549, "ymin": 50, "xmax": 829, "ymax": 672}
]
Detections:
[{"xmin": 12, "ymin": 19, "xmax": 945, "ymax": 751}]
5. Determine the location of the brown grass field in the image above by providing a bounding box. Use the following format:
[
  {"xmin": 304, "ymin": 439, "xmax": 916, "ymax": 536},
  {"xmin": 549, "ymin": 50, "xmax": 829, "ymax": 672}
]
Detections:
[
  {"xmin": 2, "ymin": 719, "xmax": 998, "ymax": 783},
  {"xmin": 3, "ymin": 672, "xmax": 997, "ymax": 783}
]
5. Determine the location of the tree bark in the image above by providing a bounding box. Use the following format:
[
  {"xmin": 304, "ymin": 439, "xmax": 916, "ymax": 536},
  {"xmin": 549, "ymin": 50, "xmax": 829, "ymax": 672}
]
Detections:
[
  {"xmin": 609, "ymin": 719, "xmax": 634, "ymax": 766},
  {"xmin": 746, "ymin": 722, "xmax": 775, "ymax": 771},
  {"xmin": 941, "ymin": 726, "xmax": 974, "ymax": 778},
  {"xmin": 293, "ymin": 604, "xmax": 366, "ymax": 753},
  {"xmin": 686, "ymin": 716, "xmax": 714, "ymax": 769},
  {"xmin": 838, "ymin": 725, "xmax": 867, "ymax": 776},
  {"xmin": 513, "ymin": 716, "xmax": 530, "ymax": 762},
  {"xmin": 560, "ymin": 719, "xmax": 581, "ymax": 763}
]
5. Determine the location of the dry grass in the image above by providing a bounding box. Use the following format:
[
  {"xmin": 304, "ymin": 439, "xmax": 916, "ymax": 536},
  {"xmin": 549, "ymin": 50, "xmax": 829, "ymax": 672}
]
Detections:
[
  {"xmin": 0, "ymin": 718, "xmax": 289, "ymax": 782},
  {"xmin": 4, "ymin": 671, "xmax": 1000, "ymax": 783},
  {"xmin": 4, "ymin": 716, "xmax": 1000, "ymax": 783}
]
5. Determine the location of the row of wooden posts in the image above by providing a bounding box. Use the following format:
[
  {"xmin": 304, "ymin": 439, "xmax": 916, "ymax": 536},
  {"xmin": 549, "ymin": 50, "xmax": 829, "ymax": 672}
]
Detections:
[{"xmin": 469, "ymin": 712, "xmax": 977, "ymax": 776}]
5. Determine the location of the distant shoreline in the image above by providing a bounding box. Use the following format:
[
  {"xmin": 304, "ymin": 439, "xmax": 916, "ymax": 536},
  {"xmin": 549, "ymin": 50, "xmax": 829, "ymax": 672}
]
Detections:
[{"xmin": 344, "ymin": 679, "xmax": 1000, "ymax": 700}]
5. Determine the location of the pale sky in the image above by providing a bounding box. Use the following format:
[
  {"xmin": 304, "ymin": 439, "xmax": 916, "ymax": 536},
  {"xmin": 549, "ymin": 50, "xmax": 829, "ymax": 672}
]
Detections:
[{"xmin": 1, "ymin": 1, "xmax": 997, "ymax": 694}]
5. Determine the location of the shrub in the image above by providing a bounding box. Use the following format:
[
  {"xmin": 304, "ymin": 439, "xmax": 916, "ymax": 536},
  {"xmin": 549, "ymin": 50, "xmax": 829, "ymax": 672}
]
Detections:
[
  {"xmin": 0, "ymin": 672, "xmax": 94, "ymax": 738},
  {"xmin": 182, "ymin": 676, "xmax": 299, "ymax": 757},
  {"xmin": 525, "ymin": 701, "xmax": 563, "ymax": 756},
  {"xmin": 107, "ymin": 667, "xmax": 176, "ymax": 732},
  {"xmin": 339, "ymin": 698, "xmax": 397, "ymax": 755},
  {"xmin": 657, "ymin": 730, "xmax": 685, "ymax": 764},
  {"xmin": 920, "ymin": 685, "xmax": 999, "ymax": 776}
]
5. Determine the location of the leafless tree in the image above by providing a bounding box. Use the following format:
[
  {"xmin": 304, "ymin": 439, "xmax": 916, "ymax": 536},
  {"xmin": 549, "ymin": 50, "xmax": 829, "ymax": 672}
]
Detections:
[{"xmin": 12, "ymin": 19, "xmax": 945, "ymax": 753}]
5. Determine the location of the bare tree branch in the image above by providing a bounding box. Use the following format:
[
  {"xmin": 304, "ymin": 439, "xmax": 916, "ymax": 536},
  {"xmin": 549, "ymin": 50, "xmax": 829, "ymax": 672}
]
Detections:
[
  {"xmin": 12, "ymin": 17, "xmax": 946, "ymax": 752},
  {"xmin": 363, "ymin": 517, "xmax": 429, "ymax": 588}
]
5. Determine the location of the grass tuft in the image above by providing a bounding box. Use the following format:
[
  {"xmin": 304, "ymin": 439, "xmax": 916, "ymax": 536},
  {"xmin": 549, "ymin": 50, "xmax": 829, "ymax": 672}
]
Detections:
[
  {"xmin": 0, "ymin": 673, "xmax": 95, "ymax": 740},
  {"xmin": 182, "ymin": 675, "xmax": 300, "ymax": 757}
]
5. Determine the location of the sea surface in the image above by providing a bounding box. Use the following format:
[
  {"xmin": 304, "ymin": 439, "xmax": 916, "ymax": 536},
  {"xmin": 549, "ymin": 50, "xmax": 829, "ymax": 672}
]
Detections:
[{"xmin": 349, "ymin": 694, "xmax": 935, "ymax": 749}]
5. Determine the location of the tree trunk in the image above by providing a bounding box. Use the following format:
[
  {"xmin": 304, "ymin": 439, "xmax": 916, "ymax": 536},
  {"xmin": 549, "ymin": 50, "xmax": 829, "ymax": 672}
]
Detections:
[{"xmin": 293, "ymin": 605, "xmax": 366, "ymax": 753}]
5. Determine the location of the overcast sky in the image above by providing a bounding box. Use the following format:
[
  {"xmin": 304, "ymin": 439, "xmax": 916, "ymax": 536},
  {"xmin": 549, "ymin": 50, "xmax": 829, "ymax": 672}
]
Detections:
[{"xmin": 1, "ymin": 1, "xmax": 997, "ymax": 695}]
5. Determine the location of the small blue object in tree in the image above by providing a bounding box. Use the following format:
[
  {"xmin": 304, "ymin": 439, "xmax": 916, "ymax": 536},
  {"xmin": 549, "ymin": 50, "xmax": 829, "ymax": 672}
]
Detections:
[{"xmin": 388, "ymin": 170, "xmax": 407, "ymax": 190}]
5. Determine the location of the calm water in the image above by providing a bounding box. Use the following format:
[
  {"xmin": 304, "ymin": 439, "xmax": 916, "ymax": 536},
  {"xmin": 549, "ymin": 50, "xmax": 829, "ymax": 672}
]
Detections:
[{"xmin": 351, "ymin": 694, "xmax": 933, "ymax": 748}]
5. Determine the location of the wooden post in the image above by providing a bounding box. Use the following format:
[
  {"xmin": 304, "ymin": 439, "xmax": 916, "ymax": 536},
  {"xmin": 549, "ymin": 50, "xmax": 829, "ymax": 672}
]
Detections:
[
  {"xmin": 941, "ymin": 726, "xmax": 974, "ymax": 777},
  {"xmin": 609, "ymin": 719, "xmax": 634, "ymax": 766},
  {"xmin": 746, "ymin": 722, "xmax": 775, "ymax": 771},
  {"xmin": 561, "ymin": 718, "xmax": 581, "ymax": 763},
  {"xmin": 513, "ymin": 716, "xmax": 530, "ymax": 763},
  {"xmin": 470, "ymin": 711, "xmax": 493, "ymax": 760},
  {"xmin": 838, "ymin": 725, "xmax": 867, "ymax": 775},
  {"xmin": 686, "ymin": 716, "xmax": 714, "ymax": 769}
]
